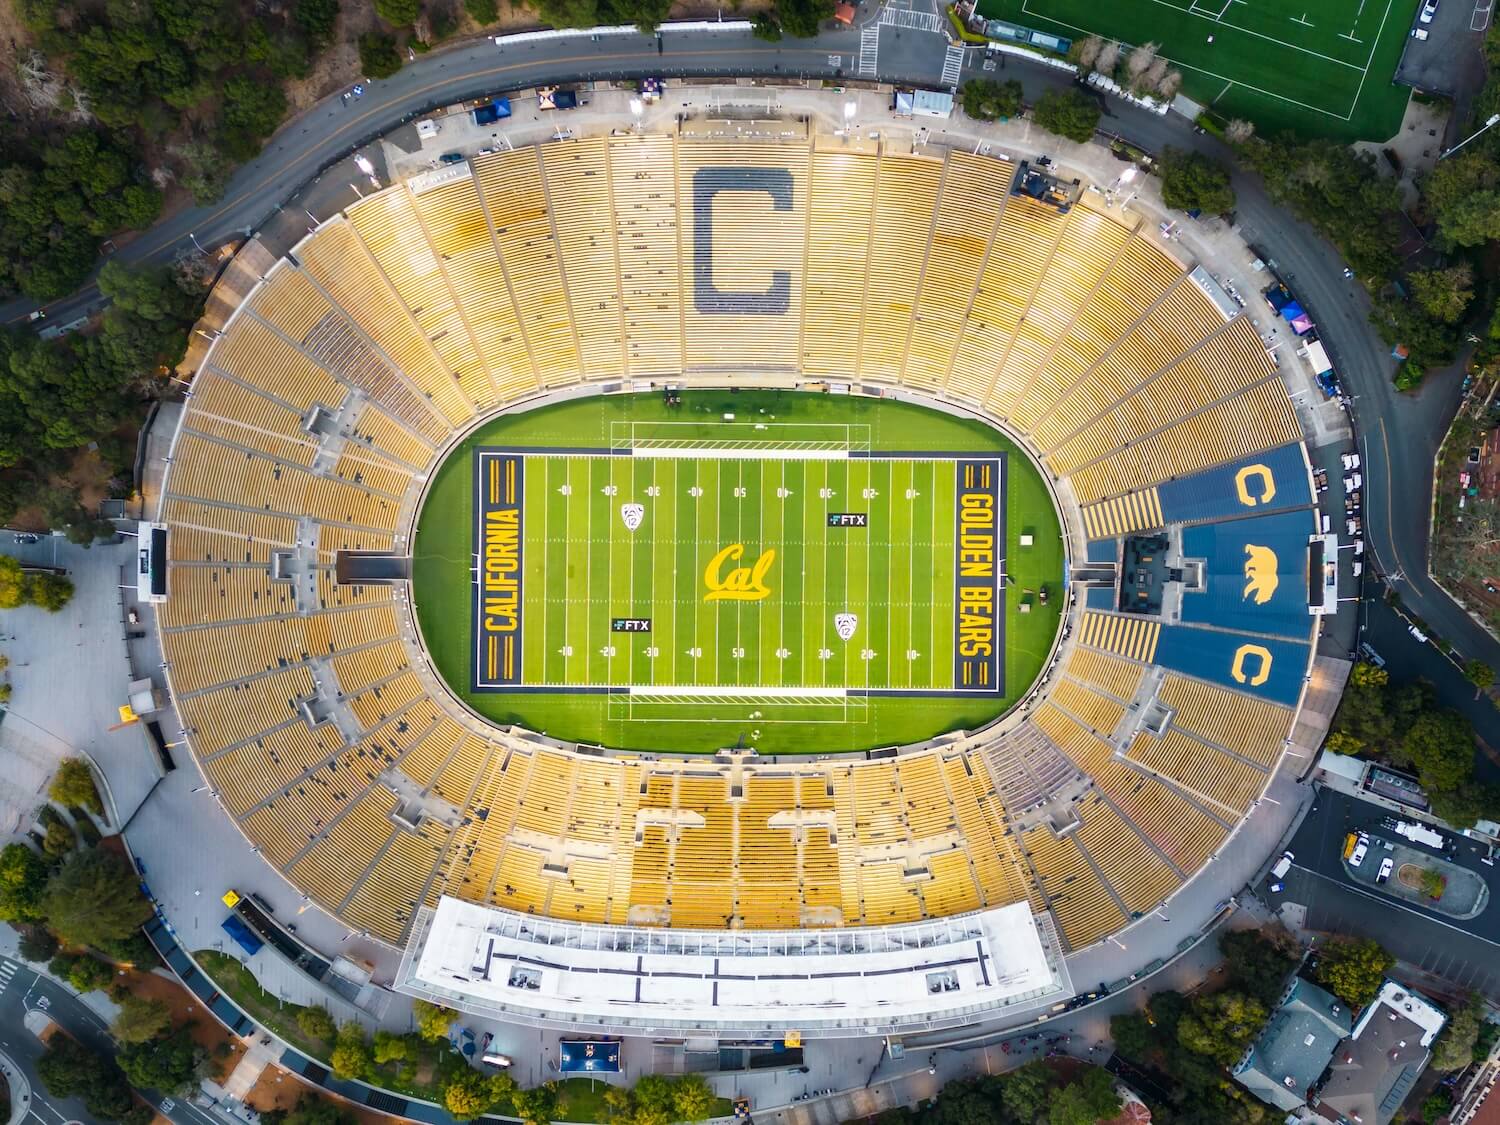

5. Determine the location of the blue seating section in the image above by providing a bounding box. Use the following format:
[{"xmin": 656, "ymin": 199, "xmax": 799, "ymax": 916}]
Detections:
[
  {"xmin": 1179, "ymin": 510, "xmax": 1317, "ymax": 639},
  {"xmin": 1153, "ymin": 626, "xmax": 1308, "ymax": 707},
  {"xmin": 1154, "ymin": 442, "xmax": 1310, "ymax": 527}
]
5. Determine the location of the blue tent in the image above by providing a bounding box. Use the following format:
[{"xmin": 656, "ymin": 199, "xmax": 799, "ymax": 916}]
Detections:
[
  {"xmin": 559, "ymin": 1041, "xmax": 621, "ymax": 1073},
  {"xmin": 221, "ymin": 914, "xmax": 263, "ymax": 957}
]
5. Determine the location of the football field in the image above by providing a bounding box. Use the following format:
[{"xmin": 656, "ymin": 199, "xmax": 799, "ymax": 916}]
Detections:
[
  {"xmin": 473, "ymin": 435, "xmax": 1004, "ymax": 698},
  {"xmin": 415, "ymin": 391, "xmax": 1063, "ymax": 754},
  {"xmin": 979, "ymin": 0, "xmax": 1418, "ymax": 138}
]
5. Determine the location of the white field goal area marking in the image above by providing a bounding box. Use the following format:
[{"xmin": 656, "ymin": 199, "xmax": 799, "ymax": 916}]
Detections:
[{"xmin": 606, "ymin": 691, "xmax": 869, "ymax": 724}]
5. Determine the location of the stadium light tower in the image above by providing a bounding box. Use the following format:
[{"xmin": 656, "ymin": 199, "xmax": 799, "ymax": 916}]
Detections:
[
  {"xmin": 629, "ymin": 96, "xmax": 644, "ymax": 133},
  {"xmin": 1440, "ymin": 113, "xmax": 1500, "ymax": 160}
]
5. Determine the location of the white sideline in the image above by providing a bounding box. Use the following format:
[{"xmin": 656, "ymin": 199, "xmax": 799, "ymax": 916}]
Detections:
[
  {"xmin": 631, "ymin": 446, "xmax": 851, "ymax": 459},
  {"xmin": 627, "ymin": 684, "xmax": 847, "ymax": 698}
]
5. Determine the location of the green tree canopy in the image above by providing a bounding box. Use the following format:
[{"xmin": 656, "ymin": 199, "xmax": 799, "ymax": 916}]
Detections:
[
  {"xmin": 329, "ymin": 1022, "xmax": 371, "ymax": 1080},
  {"xmin": 1219, "ymin": 928, "xmax": 1298, "ymax": 1006},
  {"xmin": 358, "ymin": 32, "xmax": 402, "ymax": 79},
  {"xmin": 1431, "ymin": 992, "xmax": 1485, "ymax": 1071},
  {"xmin": 1031, "ymin": 89, "xmax": 1102, "ymax": 143},
  {"xmin": 960, "ymin": 79, "xmax": 1024, "ymax": 122},
  {"xmin": 443, "ymin": 1067, "xmax": 498, "ymax": 1120},
  {"xmin": 296, "ymin": 1005, "xmax": 337, "ymax": 1041},
  {"xmin": 371, "ymin": 1029, "xmax": 409, "ymax": 1065},
  {"xmin": 412, "ymin": 998, "xmax": 455, "ymax": 1040},
  {"xmin": 37, "ymin": 1035, "xmax": 134, "ymax": 1120},
  {"xmin": 1176, "ymin": 991, "xmax": 1267, "ymax": 1065},
  {"xmin": 1313, "ymin": 938, "xmax": 1395, "ymax": 1009},
  {"xmin": 512, "ymin": 1081, "xmax": 561, "ymax": 1125},
  {"xmin": 1408, "ymin": 265, "xmax": 1475, "ymax": 325},
  {"xmin": 1465, "ymin": 660, "xmax": 1496, "ymax": 696},
  {"xmin": 1000, "ymin": 1060, "xmax": 1053, "ymax": 1122},
  {"xmin": 1158, "ymin": 147, "xmax": 1236, "ymax": 214},
  {"xmin": 40, "ymin": 848, "xmax": 152, "ymax": 947},
  {"xmin": 111, "ymin": 994, "xmax": 173, "ymax": 1044},
  {"xmin": 1048, "ymin": 1068, "xmax": 1120, "ymax": 1125},
  {"xmin": 0, "ymin": 557, "xmax": 25, "ymax": 609},
  {"xmin": 672, "ymin": 1074, "xmax": 717, "ymax": 1123},
  {"xmin": 1404, "ymin": 709, "xmax": 1477, "ymax": 793},
  {"xmin": 50, "ymin": 758, "xmax": 103, "ymax": 814},
  {"xmin": 117, "ymin": 1027, "xmax": 206, "ymax": 1094},
  {"xmin": 0, "ymin": 842, "xmax": 49, "ymax": 922}
]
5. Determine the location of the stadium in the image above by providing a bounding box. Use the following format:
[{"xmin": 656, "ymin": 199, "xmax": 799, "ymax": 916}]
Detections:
[{"xmin": 152, "ymin": 126, "xmax": 1330, "ymax": 1040}]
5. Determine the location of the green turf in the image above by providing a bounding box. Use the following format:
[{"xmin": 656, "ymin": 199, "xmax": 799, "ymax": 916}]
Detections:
[
  {"xmin": 413, "ymin": 390, "xmax": 1064, "ymax": 754},
  {"xmin": 979, "ymin": 0, "xmax": 1418, "ymax": 140}
]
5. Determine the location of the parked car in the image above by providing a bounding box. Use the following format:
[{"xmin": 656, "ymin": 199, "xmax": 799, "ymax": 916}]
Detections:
[
  {"xmin": 439, "ymin": 152, "xmax": 466, "ymax": 165},
  {"xmin": 1420, "ymin": 0, "xmax": 1439, "ymax": 22},
  {"xmin": 1376, "ymin": 857, "xmax": 1393, "ymax": 884},
  {"xmin": 1350, "ymin": 839, "xmax": 1369, "ymax": 868}
]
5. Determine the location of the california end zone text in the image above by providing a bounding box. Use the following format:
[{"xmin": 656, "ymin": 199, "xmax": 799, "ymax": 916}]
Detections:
[{"xmin": 473, "ymin": 453, "xmax": 524, "ymax": 688}]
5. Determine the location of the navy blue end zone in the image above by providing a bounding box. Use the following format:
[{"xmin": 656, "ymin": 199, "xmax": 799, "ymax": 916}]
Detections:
[
  {"xmin": 953, "ymin": 457, "xmax": 1005, "ymax": 695},
  {"xmin": 472, "ymin": 450, "xmax": 524, "ymax": 691}
]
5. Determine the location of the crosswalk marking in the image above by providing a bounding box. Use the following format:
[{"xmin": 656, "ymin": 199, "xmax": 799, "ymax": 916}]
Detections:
[
  {"xmin": 0, "ymin": 959, "xmax": 18, "ymax": 994},
  {"xmin": 859, "ymin": 26, "xmax": 880, "ymax": 77},
  {"xmin": 880, "ymin": 7, "xmax": 945, "ymax": 31},
  {"xmin": 940, "ymin": 43, "xmax": 966, "ymax": 88}
]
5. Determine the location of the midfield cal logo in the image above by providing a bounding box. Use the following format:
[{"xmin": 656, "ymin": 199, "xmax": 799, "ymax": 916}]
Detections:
[{"xmin": 704, "ymin": 544, "xmax": 776, "ymax": 602}]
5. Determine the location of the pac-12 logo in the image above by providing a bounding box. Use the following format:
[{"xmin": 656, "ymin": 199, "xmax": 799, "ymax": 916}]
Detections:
[
  {"xmin": 704, "ymin": 544, "xmax": 776, "ymax": 602},
  {"xmin": 1242, "ymin": 544, "xmax": 1279, "ymax": 605},
  {"xmin": 834, "ymin": 613, "xmax": 858, "ymax": 641}
]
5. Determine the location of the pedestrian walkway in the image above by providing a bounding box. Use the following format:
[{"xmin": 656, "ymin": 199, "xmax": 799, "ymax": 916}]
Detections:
[
  {"xmin": 940, "ymin": 42, "xmax": 965, "ymax": 87},
  {"xmin": 858, "ymin": 26, "xmax": 879, "ymax": 76}
]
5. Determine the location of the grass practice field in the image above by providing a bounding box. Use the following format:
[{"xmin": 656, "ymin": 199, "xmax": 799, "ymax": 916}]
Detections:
[
  {"xmin": 414, "ymin": 391, "xmax": 1064, "ymax": 753},
  {"xmin": 979, "ymin": 0, "xmax": 1419, "ymax": 139}
]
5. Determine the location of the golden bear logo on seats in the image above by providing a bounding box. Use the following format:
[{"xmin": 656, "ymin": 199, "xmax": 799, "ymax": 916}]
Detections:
[
  {"xmin": 1231, "ymin": 643, "xmax": 1273, "ymax": 687},
  {"xmin": 1234, "ymin": 464, "xmax": 1276, "ymax": 507},
  {"xmin": 1242, "ymin": 544, "xmax": 1279, "ymax": 605},
  {"xmin": 704, "ymin": 544, "xmax": 775, "ymax": 602}
]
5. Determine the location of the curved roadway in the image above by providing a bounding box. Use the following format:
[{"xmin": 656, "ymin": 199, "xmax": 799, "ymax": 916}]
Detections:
[{"xmin": 4, "ymin": 21, "xmax": 1483, "ymax": 665}]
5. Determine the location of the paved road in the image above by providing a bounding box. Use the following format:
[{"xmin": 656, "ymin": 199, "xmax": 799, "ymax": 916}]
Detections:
[
  {"xmin": 1275, "ymin": 788, "xmax": 1500, "ymax": 995},
  {"xmin": 0, "ymin": 954, "xmax": 224, "ymax": 1125}
]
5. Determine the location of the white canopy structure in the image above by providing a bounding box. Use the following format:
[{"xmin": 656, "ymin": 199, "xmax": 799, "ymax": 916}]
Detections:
[{"xmin": 395, "ymin": 896, "xmax": 1070, "ymax": 1038}]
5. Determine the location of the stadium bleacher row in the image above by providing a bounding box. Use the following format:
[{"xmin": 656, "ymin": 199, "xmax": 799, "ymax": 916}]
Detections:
[{"xmin": 156, "ymin": 133, "xmax": 1307, "ymax": 952}]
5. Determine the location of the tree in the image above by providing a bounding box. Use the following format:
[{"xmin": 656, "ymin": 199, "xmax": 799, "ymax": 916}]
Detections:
[
  {"xmin": 374, "ymin": 0, "xmax": 421, "ymax": 23},
  {"xmin": 1070, "ymin": 35, "xmax": 1103, "ymax": 69},
  {"xmin": 1000, "ymin": 1060, "xmax": 1053, "ymax": 1123},
  {"xmin": 50, "ymin": 758, "xmax": 103, "ymax": 814},
  {"xmin": 0, "ymin": 842, "xmax": 49, "ymax": 922},
  {"xmin": 1419, "ymin": 867, "xmax": 1445, "ymax": 899},
  {"xmin": 283, "ymin": 1095, "xmax": 357, "ymax": 1125},
  {"xmin": 40, "ymin": 849, "xmax": 152, "ymax": 947},
  {"xmin": 960, "ymin": 79, "xmax": 1024, "ymax": 122},
  {"xmin": 296, "ymin": 1005, "xmax": 337, "ymax": 1041},
  {"xmin": 512, "ymin": 1082, "xmax": 561, "ymax": 1125},
  {"xmin": 1466, "ymin": 660, "xmax": 1495, "ymax": 698},
  {"xmin": 58, "ymin": 953, "xmax": 115, "ymax": 993},
  {"xmin": 1424, "ymin": 1089, "xmax": 1454, "ymax": 1125},
  {"xmin": 296, "ymin": 0, "xmax": 341, "ymax": 45},
  {"xmin": 27, "ymin": 576, "xmax": 73, "ymax": 612},
  {"xmin": 1031, "ymin": 89, "xmax": 1101, "ymax": 144},
  {"xmin": 633, "ymin": 1075, "xmax": 678, "ymax": 1120},
  {"xmin": 465, "ymin": 0, "xmax": 499, "ymax": 21},
  {"xmin": 1431, "ymin": 992, "xmax": 1485, "ymax": 1071},
  {"xmin": 112, "ymin": 994, "xmax": 173, "ymax": 1043},
  {"xmin": 358, "ymin": 32, "xmax": 402, "ymax": 79},
  {"xmin": 19, "ymin": 925, "xmax": 59, "ymax": 961},
  {"xmin": 1049, "ymin": 1068, "xmax": 1120, "ymax": 1125},
  {"xmin": 42, "ymin": 818, "xmax": 76, "ymax": 859},
  {"xmin": 37, "ymin": 1035, "xmax": 133, "ymax": 1120},
  {"xmin": 444, "ymin": 1068, "xmax": 498, "ymax": 1120},
  {"xmin": 1225, "ymin": 119, "xmax": 1256, "ymax": 144},
  {"xmin": 1094, "ymin": 39, "xmax": 1121, "ymax": 75},
  {"xmin": 1159, "ymin": 148, "xmax": 1236, "ymax": 215},
  {"xmin": 371, "ymin": 1029, "xmax": 409, "ymax": 1065},
  {"xmin": 1109, "ymin": 1011, "xmax": 1157, "ymax": 1061},
  {"xmin": 1124, "ymin": 41, "xmax": 1159, "ymax": 90},
  {"xmin": 1176, "ymin": 991, "xmax": 1267, "ymax": 1065},
  {"xmin": 117, "ymin": 1028, "xmax": 206, "ymax": 1094},
  {"xmin": 0, "ymin": 558, "xmax": 25, "ymax": 609},
  {"xmin": 1404, "ymin": 709, "xmax": 1476, "ymax": 793},
  {"xmin": 1219, "ymin": 929, "xmax": 1297, "ymax": 1006},
  {"xmin": 773, "ymin": 0, "xmax": 835, "ymax": 37},
  {"xmin": 329, "ymin": 1022, "xmax": 371, "ymax": 1080},
  {"xmin": 1313, "ymin": 938, "xmax": 1394, "ymax": 1008},
  {"xmin": 1409, "ymin": 264, "xmax": 1475, "ymax": 324},
  {"xmin": 1436, "ymin": 189, "xmax": 1500, "ymax": 247},
  {"xmin": 413, "ymin": 998, "xmax": 455, "ymax": 1041},
  {"xmin": 672, "ymin": 1074, "xmax": 717, "ymax": 1123}
]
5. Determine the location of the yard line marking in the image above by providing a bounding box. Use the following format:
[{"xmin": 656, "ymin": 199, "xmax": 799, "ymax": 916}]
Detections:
[
  {"xmin": 1346, "ymin": 0, "xmax": 1398, "ymax": 121},
  {"xmin": 1291, "ymin": 12, "xmax": 1316, "ymax": 26}
]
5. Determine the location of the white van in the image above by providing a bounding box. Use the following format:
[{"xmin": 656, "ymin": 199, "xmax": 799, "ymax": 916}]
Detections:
[{"xmin": 1271, "ymin": 851, "xmax": 1294, "ymax": 879}]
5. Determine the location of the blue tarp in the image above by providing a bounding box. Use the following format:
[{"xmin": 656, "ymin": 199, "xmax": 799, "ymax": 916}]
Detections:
[
  {"xmin": 473, "ymin": 99, "xmax": 511, "ymax": 125},
  {"xmin": 221, "ymin": 913, "xmax": 264, "ymax": 957},
  {"xmin": 1280, "ymin": 301, "xmax": 1305, "ymax": 322}
]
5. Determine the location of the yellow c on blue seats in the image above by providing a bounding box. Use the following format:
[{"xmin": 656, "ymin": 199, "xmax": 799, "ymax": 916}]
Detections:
[
  {"xmin": 1231, "ymin": 643, "xmax": 1273, "ymax": 687},
  {"xmin": 1234, "ymin": 464, "xmax": 1276, "ymax": 507}
]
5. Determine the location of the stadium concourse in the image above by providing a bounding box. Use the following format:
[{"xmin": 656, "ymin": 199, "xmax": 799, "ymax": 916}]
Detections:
[{"xmin": 107, "ymin": 84, "xmax": 1359, "ymax": 1065}]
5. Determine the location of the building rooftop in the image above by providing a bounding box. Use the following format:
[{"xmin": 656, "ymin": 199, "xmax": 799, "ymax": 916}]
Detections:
[{"xmin": 1233, "ymin": 977, "xmax": 1352, "ymax": 1112}]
